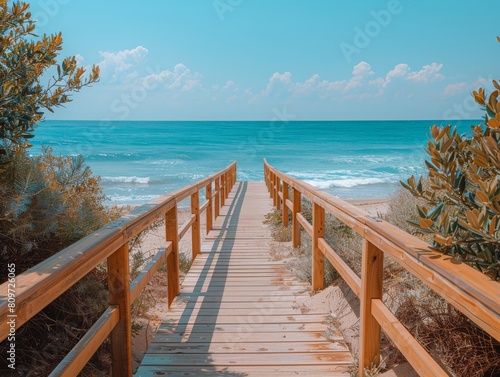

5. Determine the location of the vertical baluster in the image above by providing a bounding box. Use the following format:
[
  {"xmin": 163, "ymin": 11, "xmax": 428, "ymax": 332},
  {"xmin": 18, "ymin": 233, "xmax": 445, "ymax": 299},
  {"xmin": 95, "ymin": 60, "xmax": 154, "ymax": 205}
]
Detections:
[
  {"xmin": 215, "ymin": 177, "xmax": 220, "ymax": 219},
  {"xmin": 312, "ymin": 203, "xmax": 325, "ymax": 291},
  {"xmin": 292, "ymin": 188, "xmax": 301, "ymax": 248},
  {"xmin": 108, "ymin": 243, "xmax": 132, "ymax": 377},
  {"xmin": 206, "ymin": 182, "xmax": 213, "ymax": 234},
  {"xmin": 191, "ymin": 191, "xmax": 201, "ymax": 258},
  {"xmin": 359, "ymin": 240, "xmax": 383, "ymax": 375},
  {"xmin": 282, "ymin": 182, "xmax": 289, "ymax": 227},
  {"xmin": 165, "ymin": 206, "xmax": 180, "ymax": 307}
]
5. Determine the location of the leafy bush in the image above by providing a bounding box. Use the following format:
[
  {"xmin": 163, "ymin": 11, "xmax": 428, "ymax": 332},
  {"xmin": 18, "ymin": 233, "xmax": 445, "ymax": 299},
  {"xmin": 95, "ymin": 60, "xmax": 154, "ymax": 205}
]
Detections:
[
  {"xmin": 0, "ymin": 147, "xmax": 124, "ymax": 374},
  {"xmin": 402, "ymin": 38, "xmax": 500, "ymax": 280},
  {"xmin": 0, "ymin": 1, "xmax": 99, "ymax": 162}
]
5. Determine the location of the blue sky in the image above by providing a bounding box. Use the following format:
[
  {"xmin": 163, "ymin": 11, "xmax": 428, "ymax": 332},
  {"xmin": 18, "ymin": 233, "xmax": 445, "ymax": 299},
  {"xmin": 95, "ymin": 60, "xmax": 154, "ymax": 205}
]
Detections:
[{"xmin": 29, "ymin": 0, "xmax": 500, "ymax": 120}]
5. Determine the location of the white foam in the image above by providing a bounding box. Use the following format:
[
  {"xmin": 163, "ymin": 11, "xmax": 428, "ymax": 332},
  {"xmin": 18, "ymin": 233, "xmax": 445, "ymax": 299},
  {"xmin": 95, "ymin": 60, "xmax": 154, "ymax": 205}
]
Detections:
[
  {"xmin": 102, "ymin": 176, "xmax": 150, "ymax": 184},
  {"xmin": 304, "ymin": 177, "xmax": 391, "ymax": 189}
]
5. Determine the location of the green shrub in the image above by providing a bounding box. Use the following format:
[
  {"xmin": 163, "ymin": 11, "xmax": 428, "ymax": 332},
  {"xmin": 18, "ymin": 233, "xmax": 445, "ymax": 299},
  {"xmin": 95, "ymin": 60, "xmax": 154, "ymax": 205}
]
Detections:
[{"xmin": 402, "ymin": 38, "xmax": 500, "ymax": 280}]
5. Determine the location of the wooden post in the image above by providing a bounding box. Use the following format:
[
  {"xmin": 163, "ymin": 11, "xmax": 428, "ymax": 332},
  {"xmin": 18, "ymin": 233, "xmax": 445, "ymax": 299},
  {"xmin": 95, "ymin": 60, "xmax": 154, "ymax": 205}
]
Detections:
[
  {"xmin": 191, "ymin": 191, "xmax": 201, "ymax": 258},
  {"xmin": 282, "ymin": 182, "xmax": 289, "ymax": 227},
  {"xmin": 206, "ymin": 182, "xmax": 213, "ymax": 234},
  {"xmin": 312, "ymin": 203, "xmax": 325, "ymax": 291},
  {"xmin": 221, "ymin": 175, "xmax": 226, "ymax": 207},
  {"xmin": 269, "ymin": 172, "xmax": 274, "ymax": 199},
  {"xmin": 232, "ymin": 164, "xmax": 237, "ymax": 186},
  {"xmin": 226, "ymin": 172, "xmax": 230, "ymax": 198},
  {"xmin": 276, "ymin": 178, "xmax": 281, "ymax": 211},
  {"xmin": 359, "ymin": 240, "xmax": 383, "ymax": 376},
  {"xmin": 165, "ymin": 206, "xmax": 180, "ymax": 307},
  {"xmin": 292, "ymin": 189, "xmax": 301, "ymax": 248},
  {"xmin": 215, "ymin": 177, "xmax": 220, "ymax": 219},
  {"xmin": 107, "ymin": 243, "xmax": 132, "ymax": 377}
]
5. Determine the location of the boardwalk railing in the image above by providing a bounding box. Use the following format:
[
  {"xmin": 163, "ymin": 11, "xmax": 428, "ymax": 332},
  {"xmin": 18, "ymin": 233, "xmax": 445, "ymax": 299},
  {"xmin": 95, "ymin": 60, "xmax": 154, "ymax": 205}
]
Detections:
[
  {"xmin": 264, "ymin": 158, "xmax": 500, "ymax": 377},
  {"xmin": 0, "ymin": 162, "xmax": 237, "ymax": 377}
]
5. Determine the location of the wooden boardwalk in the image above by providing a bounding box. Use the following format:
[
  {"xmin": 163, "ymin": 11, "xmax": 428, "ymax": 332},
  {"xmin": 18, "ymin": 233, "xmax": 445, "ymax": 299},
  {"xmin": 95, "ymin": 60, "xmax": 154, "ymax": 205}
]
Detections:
[{"xmin": 135, "ymin": 182, "xmax": 352, "ymax": 376}]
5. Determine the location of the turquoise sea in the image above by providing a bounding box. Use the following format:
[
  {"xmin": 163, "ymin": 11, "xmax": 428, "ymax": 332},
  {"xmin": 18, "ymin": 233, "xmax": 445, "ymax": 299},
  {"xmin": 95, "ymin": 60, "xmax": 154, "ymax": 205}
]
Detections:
[{"xmin": 30, "ymin": 120, "xmax": 476, "ymax": 205}]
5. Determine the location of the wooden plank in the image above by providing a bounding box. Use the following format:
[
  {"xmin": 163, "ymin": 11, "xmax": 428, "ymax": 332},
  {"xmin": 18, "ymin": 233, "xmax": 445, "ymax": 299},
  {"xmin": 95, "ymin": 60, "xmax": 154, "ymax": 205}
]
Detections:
[
  {"xmin": 107, "ymin": 244, "xmax": 132, "ymax": 377},
  {"xmin": 199, "ymin": 200, "xmax": 209, "ymax": 214},
  {"xmin": 359, "ymin": 240, "xmax": 383, "ymax": 375},
  {"xmin": 135, "ymin": 365, "xmax": 350, "ymax": 376},
  {"xmin": 297, "ymin": 212, "xmax": 312, "ymax": 236},
  {"xmin": 130, "ymin": 244, "xmax": 172, "ymax": 302},
  {"xmin": 319, "ymin": 238, "xmax": 361, "ymax": 297},
  {"xmin": 162, "ymin": 314, "xmax": 329, "ymax": 325},
  {"xmin": 312, "ymin": 203, "xmax": 325, "ymax": 291},
  {"xmin": 178, "ymin": 213, "xmax": 196, "ymax": 241},
  {"xmin": 141, "ymin": 352, "xmax": 352, "ymax": 366},
  {"xmin": 146, "ymin": 341, "xmax": 346, "ymax": 354},
  {"xmin": 49, "ymin": 306, "xmax": 119, "ymax": 377},
  {"xmin": 371, "ymin": 299, "xmax": 450, "ymax": 377},
  {"xmin": 165, "ymin": 307, "xmax": 329, "ymax": 316},
  {"xmin": 152, "ymin": 331, "xmax": 335, "ymax": 343}
]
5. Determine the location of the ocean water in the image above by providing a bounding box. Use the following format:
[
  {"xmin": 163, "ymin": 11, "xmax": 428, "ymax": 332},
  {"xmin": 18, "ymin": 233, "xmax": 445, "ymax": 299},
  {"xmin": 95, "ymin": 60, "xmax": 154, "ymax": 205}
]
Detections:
[{"xmin": 30, "ymin": 120, "xmax": 476, "ymax": 205}]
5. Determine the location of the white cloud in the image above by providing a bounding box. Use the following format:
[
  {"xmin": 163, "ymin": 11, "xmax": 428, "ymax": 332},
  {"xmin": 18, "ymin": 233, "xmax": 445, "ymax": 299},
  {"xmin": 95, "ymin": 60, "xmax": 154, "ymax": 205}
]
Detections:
[
  {"xmin": 265, "ymin": 72, "xmax": 293, "ymax": 96},
  {"xmin": 294, "ymin": 74, "xmax": 320, "ymax": 95},
  {"xmin": 407, "ymin": 63, "xmax": 444, "ymax": 82},
  {"xmin": 318, "ymin": 79, "xmax": 345, "ymax": 91},
  {"xmin": 142, "ymin": 63, "xmax": 202, "ymax": 92},
  {"xmin": 444, "ymin": 82, "xmax": 468, "ymax": 95},
  {"xmin": 384, "ymin": 63, "xmax": 410, "ymax": 87},
  {"xmin": 98, "ymin": 46, "xmax": 148, "ymax": 82},
  {"xmin": 75, "ymin": 53, "xmax": 85, "ymax": 66},
  {"xmin": 222, "ymin": 80, "xmax": 235, "ymax": 91},
  {"xmin": 344, "ymin": 61, "xmax": 375, "ymax": 92},
  {"xmin": 352, "ymin": 61, "xmax": 375, "ymax": 77}
]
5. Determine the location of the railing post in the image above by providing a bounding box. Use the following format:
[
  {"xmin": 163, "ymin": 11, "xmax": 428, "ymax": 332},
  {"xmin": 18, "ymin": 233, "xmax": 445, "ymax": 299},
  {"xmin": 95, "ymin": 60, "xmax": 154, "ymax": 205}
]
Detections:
[
  {"xmin": 274, "ymin": 176, "xmax": 281, "ymax": 210},
  {"xmin": 226, "ymin": 172, "xmax": 230, "ymax": 198},
  {"xmin": 215, "ymin": 177, "xmax": 220, "ymax": 218},
  {"xmin": 292, "ymin": 188, "xmax": 301, "ymax": 248},
  {"xmin": 232, "ymin": 163, "xmax": 237, "ymax": 187},
  {"xmin": 269, "ymin": 172, "xmax": 274, "ymax": 199},
  {"xmin": 276, "ymin": 178, "xmax": 281, "ymax": 211},
  {"xmin": 206, "ymin": 182, "xmax": 213, "ymax": 234},
  {"xmin": 359, "ymin": 240, "xmax": 383, "ymax": 376},
  {"xmin": 191, "ymin": 191, "xmax": 201, "ymax": 258},
  {"xmin": 221, "ymin": 176, "xmax": 226, "ymax": 207},
  {"xmin": 282, "ymin": 182, "xmax": 289, "ymax": 227},
  {"xmin": 312, "ymin": 203, "xmax": 325, "ymax": 291},
  {"xmin": 107, "ymin": 243, "xmax": 132, "ymax": 377},
  {"xmin": 165, "ymin": 205, "xmax": 180, "ymax": 307}
]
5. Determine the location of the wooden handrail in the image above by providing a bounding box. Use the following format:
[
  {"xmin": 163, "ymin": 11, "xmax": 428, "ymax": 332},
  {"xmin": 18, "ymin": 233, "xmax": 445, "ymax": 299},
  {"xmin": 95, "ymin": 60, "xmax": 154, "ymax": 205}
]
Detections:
[
  {"xmin": 0, "ymin": 162, "xmax": 237, "ymax": 377},
  {"xmin": 264, "ymin": 158, "xmax": 500, "ymax": 377}
]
